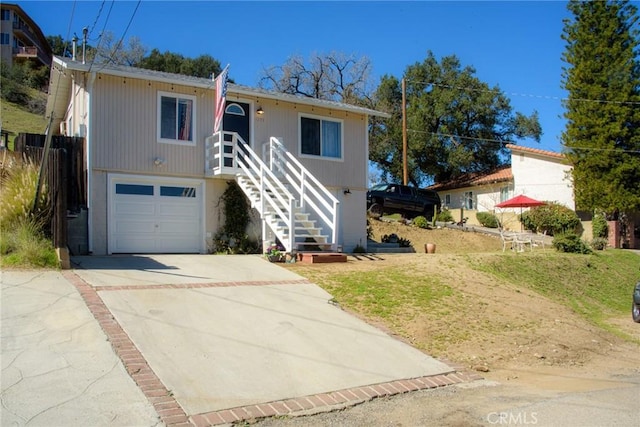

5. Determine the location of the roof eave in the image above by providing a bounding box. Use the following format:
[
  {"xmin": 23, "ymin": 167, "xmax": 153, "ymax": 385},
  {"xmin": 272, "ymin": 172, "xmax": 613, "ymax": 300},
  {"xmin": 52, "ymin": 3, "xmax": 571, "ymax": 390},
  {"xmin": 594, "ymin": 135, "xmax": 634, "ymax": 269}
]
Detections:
[{"xmin": 52, "ymin": 57, "xmax": 390, "ymax": 118}]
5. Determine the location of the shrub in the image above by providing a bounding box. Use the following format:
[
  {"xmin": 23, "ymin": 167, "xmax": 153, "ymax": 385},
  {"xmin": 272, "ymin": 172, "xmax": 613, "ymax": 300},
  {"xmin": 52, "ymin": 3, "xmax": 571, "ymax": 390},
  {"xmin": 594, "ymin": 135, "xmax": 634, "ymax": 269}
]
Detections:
[
  {"xmin": 592, "ymin": 212, "xmax": 608, "ymax": 239},
  {"xmin": 520, "ymin": 202, "xmax": 580, "ymax": 236},
  {"xmin": 352, "ymin": 244, "xmax": 366, "ymax": 253},
  {"xmin": 413, "ymin": 215, "xmax": 429, "ymax": 229},
  {"xmin": 590, "ymin": 237, "xmax": 608, "ymax": 250},
  {"xmin": 0, "ymin": 153, "xmax": 50, "ymax": 231},
  {"xmin": 381, "ymin": 233, "xmax": 399, "ymax": 243},
  {"xmin": 552, "ymin": 233, "xmax": 592, "ymax": 254},
  {"xmin": 436, "ymin": 209, "xmax": 454, "ymax": 223},
  {"xmin": 397, "ymin": 237, "xmax": 412, "ymax": 247},
  {"xmin": 0, "ymin": 218, "xmax": 58, "ymax": 268},
  {"xmin": 476, "ymin": 212, "xmax": 499, "ymax": 228},
  {"xmin": 213, "ymin": 181, "xmax": 260, "ymax": 254}
]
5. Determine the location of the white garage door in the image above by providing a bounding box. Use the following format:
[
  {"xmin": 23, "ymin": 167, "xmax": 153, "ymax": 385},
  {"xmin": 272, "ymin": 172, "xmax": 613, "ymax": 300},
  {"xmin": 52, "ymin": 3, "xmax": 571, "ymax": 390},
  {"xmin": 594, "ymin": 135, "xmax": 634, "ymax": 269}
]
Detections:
[{"xmin": 109, "ymin": 176, "xmax": 203, "ymax": 254}]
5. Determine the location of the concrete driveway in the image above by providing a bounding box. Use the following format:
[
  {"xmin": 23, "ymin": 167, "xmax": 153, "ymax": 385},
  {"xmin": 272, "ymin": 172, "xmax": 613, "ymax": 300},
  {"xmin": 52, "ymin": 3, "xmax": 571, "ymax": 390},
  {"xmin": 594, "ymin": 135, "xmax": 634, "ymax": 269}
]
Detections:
[{"xmin": 3, "ymin": 255, "xmax": 476, "ymax": 426}]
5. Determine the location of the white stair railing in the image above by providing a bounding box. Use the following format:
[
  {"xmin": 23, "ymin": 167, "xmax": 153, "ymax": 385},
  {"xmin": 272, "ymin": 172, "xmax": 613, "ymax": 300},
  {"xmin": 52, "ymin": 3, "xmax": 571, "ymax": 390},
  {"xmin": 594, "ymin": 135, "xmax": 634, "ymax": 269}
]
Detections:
[
  {"xmin": 206, "ymin": 132, "xmax": 340, "ymax": 252},
  {"xmin": 207, "ymin": 131, "xmax": 296, "ymax": 251},
  {"xmin": 266, "ymin": 137, "xmax": 340, "ymax": 251}
]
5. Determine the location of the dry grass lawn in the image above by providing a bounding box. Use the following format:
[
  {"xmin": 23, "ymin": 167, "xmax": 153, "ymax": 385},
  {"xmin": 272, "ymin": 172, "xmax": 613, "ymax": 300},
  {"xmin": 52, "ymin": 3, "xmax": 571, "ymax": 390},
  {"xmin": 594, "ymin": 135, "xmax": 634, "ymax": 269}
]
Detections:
[{"xmin": 284, "ymin": 219, "xmax": 640, "ymax": 375}]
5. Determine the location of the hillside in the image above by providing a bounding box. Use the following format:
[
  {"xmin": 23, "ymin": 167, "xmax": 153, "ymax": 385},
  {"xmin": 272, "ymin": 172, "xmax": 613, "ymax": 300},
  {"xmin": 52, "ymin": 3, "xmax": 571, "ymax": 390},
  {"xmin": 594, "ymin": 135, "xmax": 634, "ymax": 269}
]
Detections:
[
  {"xmin": 286, "ymin": 219, "xmax": 640, "ymax": 372},
  {"xmin": 1, "ymin": 91, "xmax": 48, "ymax": 148}
]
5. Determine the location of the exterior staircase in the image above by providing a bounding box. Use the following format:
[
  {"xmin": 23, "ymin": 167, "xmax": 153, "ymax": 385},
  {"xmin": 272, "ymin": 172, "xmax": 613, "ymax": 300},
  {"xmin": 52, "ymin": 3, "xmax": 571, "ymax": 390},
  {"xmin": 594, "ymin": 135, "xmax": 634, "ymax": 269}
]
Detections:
[{"xmin": 206, "ymin": 132, "xmax": 341, "ymax": 256}]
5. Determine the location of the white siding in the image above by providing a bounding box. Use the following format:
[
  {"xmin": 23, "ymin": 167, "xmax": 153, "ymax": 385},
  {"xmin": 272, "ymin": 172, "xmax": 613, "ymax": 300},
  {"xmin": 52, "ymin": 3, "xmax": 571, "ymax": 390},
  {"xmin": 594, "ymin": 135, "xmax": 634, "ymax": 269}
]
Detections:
[
  {"xmin": 79, "ymin": 72, "xmax": 370, "ymax": 254},
  {"xmin": 511, "ymin": 152, "xmax": 574, "ymax": 209},
  {"xmin": 339, "ymin": 189, "xmax": 367, "ymax": 252},
  {"xmin": 251, "ymin": 97, "xmax": 368, "ymax": 190},
  {"xmin": 91, "ymin": 75, "xmax": 214, "ymax": 177}
]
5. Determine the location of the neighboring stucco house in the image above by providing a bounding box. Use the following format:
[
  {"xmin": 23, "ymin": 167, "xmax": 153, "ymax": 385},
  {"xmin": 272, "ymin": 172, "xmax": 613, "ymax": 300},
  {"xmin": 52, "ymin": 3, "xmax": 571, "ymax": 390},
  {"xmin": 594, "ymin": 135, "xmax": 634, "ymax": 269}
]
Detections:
[
  {"xmin": 45, "ymin": 56, "xmax": 388, "ymax": 255},
  {"xmin": 429, "ymin": 144, "xmax": 574, "ymax": 227},
  {"xmin": 0, "ymin": 3, "xmax": 51, "ymax": 68}
]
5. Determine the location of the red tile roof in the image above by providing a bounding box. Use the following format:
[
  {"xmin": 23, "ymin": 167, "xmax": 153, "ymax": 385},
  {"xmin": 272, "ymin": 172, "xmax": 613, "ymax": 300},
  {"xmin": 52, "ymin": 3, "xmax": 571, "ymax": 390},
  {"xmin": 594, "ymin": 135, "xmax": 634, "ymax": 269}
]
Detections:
[
  {"xmin": 428, "ymin": 165, "xmax": 513, "ymax": 191},
  {"xmin": 505, "ymin": 144, "xmax": 565, "ymax": 160}
]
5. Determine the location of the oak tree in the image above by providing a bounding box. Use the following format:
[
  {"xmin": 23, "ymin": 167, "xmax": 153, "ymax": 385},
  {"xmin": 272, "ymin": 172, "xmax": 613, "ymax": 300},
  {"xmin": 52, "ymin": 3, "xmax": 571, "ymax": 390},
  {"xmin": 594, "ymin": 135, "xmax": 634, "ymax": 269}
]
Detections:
[{"xmin": 370, "ymin": 52, "xmax": 541, "ymax": 186}]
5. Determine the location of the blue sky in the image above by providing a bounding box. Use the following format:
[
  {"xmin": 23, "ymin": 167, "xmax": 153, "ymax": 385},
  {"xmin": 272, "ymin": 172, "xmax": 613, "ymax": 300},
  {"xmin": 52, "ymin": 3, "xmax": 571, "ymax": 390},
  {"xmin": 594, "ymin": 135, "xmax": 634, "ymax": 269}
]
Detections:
[{"xmin": 20, "ymin": 0, "xmax": 577, "ymax": 153}]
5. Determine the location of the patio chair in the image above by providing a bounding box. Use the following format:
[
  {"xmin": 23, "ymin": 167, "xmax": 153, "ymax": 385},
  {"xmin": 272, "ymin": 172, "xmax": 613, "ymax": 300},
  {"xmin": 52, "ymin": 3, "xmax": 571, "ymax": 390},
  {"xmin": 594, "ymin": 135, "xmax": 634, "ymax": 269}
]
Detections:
[
  {"xmin": 531, "ymin": 230, "xmax": 547, "ymax": 249},
  {"xmin": 514, "ymin": 233, "xmax": 533, "ymax": 252},
  {"xmin": 499, "ymin": 229, "xmax": 517, "ymax": 252}
]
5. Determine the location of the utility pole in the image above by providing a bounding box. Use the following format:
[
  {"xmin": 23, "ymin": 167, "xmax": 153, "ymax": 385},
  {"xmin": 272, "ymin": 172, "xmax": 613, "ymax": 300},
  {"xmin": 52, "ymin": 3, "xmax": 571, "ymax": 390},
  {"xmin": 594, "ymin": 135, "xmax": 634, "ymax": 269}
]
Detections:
[{"xmin": 402, "ymin": 78, "xmax": 408, "ymax": 185}]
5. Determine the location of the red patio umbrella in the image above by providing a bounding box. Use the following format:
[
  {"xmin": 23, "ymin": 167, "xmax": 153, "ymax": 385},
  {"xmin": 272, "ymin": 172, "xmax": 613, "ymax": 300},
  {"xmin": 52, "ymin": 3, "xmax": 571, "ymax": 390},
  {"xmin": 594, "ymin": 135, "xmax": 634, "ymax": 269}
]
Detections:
[{"xmin": 495, "ymin": 194, "xmax": 546, "ymax": 231}]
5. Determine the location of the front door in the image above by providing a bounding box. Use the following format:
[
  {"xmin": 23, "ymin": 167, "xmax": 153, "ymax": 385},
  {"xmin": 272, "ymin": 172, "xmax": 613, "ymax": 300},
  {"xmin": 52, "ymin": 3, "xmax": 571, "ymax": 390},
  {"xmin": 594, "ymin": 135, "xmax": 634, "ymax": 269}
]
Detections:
[{"xmin": 223, "ymin": 101, "xmax": 250, "ymax": 146}]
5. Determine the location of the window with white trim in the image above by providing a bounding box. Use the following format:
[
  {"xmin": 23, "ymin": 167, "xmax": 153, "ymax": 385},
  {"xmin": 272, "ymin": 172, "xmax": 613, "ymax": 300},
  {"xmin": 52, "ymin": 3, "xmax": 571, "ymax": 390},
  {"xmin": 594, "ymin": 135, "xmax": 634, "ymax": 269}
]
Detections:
[
  {"xmin": 157, "ymin": 91, "xmax": 196, "ymax": 145},
  {"xmin": 444, "ymin": 194, "xmax": 451, "ymax": 206},
  {"xmin": 464, "ymin": 191, "xmax": 474, "ymax": 210},
  {"xmin": 299, "ymin": 115, "xmax": 343, "ymax": 160},
  {"xmin": 500, "ymin": 186, "xmax": 509, "ymax": 202}
]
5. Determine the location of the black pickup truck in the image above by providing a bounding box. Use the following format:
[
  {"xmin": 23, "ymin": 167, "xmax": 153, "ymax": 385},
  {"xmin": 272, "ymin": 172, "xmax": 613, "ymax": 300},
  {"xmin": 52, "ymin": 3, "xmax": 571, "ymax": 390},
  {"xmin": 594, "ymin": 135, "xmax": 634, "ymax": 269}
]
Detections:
[{"xmin": 366, "ymin": 184, "xmax": 441, "ymax": 219}]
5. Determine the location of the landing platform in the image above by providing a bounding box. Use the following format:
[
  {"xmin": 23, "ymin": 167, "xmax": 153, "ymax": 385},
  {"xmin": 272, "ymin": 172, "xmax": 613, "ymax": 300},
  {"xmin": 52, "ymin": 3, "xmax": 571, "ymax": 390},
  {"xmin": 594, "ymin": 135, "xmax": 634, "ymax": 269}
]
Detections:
[{"xmin": 297, "ymin": 252, "xmax": 348, "ymax": 263}]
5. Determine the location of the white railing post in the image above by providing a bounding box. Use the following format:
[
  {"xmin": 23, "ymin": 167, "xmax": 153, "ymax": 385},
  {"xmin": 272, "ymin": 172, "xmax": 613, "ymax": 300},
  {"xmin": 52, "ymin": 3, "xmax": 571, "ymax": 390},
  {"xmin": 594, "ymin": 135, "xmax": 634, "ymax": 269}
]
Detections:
[
  {"xmin": 332, "ymin": 199, "xmax": 339, "ymax": 250},
  {"xmin": 288, "ymin": 197, "xmax": 295, "ymax": 251},
  {"xmin": 299, "ymin": 169, "xmax": 306, "ymax": 209}
]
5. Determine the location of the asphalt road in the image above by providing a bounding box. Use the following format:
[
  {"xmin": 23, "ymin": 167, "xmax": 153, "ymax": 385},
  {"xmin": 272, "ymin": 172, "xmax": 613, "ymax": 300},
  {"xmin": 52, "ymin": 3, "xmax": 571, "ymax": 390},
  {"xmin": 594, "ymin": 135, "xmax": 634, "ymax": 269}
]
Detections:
[{"xmin": 254, "ymin": 368, "xmax": 640, "ymax": 426}]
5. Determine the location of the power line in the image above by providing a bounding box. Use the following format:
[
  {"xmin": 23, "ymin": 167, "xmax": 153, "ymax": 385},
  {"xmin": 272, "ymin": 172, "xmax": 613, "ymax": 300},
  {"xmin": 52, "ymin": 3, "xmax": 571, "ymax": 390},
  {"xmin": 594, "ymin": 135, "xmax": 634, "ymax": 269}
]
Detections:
[
  {"xmin": 95, "ymin": 0, "xmax": 141, "ymax": 72},
  {"xmin": 407, "ymin": 129, "xmax": 640, "ymax": 154},
  {"xmin": 87, "ymin": 0, "xmax": 106, "ymax": 38},
  {"xmin": 87, "ymin": 0, "xmax": 116, "ymax": 73},
  {"xmin": 406, "ymin": 80, "xmax": 640, "ymax": 106}
]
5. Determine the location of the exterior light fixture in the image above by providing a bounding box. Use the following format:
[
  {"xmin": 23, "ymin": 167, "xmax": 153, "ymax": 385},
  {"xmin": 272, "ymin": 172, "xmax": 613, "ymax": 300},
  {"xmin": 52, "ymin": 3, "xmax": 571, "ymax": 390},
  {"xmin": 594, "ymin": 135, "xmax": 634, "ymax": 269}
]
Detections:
[{"xmin": 256, "ymin": 106, "xmax": 264, "ymax": 115}]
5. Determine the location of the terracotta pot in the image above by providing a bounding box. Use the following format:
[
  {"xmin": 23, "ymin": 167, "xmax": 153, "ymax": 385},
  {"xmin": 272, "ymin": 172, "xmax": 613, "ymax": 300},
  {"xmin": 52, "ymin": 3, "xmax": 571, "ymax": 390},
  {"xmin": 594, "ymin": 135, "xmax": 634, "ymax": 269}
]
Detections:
[{"xmin": 425, "ymin": 243, "xmax": 436, "ymax": 254}]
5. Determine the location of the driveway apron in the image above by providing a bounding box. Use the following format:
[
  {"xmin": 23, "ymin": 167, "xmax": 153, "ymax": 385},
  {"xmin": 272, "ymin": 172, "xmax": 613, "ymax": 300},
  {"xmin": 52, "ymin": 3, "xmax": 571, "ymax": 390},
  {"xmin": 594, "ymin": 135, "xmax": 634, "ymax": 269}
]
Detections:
[{"xmin": 17, "ymin": 255, "xmax": 475, "ymax": 426}]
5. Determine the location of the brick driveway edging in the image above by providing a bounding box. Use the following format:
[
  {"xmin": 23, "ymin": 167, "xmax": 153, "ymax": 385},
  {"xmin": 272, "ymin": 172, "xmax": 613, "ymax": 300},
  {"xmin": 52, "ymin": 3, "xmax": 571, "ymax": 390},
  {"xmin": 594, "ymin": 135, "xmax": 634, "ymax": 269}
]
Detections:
[{"xmin": 62, "ymin": 271, "xmax": 483, "ymax": 427}]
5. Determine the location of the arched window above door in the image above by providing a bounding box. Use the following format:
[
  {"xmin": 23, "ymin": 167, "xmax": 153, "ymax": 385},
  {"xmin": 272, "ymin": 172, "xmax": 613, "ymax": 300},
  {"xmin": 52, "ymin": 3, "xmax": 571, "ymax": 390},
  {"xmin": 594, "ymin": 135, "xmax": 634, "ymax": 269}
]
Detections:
[{"xmin": 225, "ymin": 103, "xmax": 245, "ymax": 116}]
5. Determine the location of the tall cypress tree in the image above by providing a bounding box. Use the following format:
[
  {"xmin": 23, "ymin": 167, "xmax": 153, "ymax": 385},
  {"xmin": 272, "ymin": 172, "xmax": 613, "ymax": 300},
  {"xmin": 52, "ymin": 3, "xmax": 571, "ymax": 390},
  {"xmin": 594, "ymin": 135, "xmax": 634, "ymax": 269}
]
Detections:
[{"xmin": 561, "ymin": 0, "xmax": 640, "ymax": 216}]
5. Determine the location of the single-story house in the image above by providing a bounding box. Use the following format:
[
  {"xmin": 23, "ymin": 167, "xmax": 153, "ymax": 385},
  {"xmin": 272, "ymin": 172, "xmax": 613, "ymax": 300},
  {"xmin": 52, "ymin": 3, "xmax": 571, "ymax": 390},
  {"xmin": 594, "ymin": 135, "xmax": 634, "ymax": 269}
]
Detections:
[
  {"xmin": 45, "ymin": 56, "xmax": 388, "ymax": 255},
  {"xmin": 429, "ymin": 144, "xmax": 574, "ymax": 228}
]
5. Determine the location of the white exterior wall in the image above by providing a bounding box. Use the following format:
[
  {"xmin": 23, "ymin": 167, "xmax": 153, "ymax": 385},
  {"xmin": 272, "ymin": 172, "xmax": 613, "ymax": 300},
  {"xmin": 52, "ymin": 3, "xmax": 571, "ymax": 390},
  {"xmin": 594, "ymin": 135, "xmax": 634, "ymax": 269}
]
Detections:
[
  {"xmin": 440, "ymin": 184, "xmax": 511, "ymax": 212},
  {"xmin": 252, "ymin": 97, "xmax": 368, "ymax": 190},
  {"xmin": 339, "ymin": 189, "xmax": 367, "ymax": 252},
  {"xmin": 511, "ymin": 151, "xmax": 574, "ymax": 209}
]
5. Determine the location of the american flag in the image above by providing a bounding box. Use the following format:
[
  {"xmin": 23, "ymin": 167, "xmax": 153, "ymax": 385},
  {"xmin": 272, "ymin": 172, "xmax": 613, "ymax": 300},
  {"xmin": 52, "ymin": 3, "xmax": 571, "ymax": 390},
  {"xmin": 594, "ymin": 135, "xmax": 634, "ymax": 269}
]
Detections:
[{"xmin": 213, "ymin": 65, "xmax": 229, "ymax": 133}]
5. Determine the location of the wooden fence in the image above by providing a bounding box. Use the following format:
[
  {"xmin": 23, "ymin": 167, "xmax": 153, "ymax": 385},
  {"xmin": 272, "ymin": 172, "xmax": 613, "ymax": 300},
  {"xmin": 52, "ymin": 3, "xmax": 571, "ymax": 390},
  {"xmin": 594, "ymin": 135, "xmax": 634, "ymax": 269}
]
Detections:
[
  {"xmin": 19, "ymin": 146, "xmax": 68, "ymax": 252},
  {"xmin": 14, "ymin": 134, "xmax": 86, "ymax": 262},
  {"xmin": 14, "ymin": 133, "xmax": 86, "ymax": 212}
]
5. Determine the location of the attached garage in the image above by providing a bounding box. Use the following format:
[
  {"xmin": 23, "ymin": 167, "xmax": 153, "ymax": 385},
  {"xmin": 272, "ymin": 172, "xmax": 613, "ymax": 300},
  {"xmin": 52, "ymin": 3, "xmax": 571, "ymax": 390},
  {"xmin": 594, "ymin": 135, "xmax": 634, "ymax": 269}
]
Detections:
[{"xmin": 108, "ymin": 174, "xmax": 204, "ymax": 254}]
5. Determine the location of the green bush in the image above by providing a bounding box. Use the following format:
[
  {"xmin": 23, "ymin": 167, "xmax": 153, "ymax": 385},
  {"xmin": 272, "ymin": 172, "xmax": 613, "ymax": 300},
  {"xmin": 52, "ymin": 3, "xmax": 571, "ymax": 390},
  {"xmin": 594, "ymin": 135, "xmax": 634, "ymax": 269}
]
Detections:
[
  {"xmin": 520, "ymin": 202, "xmax": 580, "ymax": 236},
  {"xmin": 476, "ymin": 212, "xmax": 499, "ymax": 228},
  {"xmin": 592, "ymin": 213, "xmax": 608, "ymax": 239},
  {"xmin": 0, "ymin": 218, "xmax": 58, "ymax": 268},
  {"xmin": 436, "ymin": 209, "xmax": 454, "ymax": 223},
  {"xmin": 590, "ymin": 237, "xmax": 608, "ymax": 250},
  {"xmin": 0, "ymin": 154, "xmax": 50, "ymax": 228},
  {"xmin": 213, "ymin": 181, "xmax": 260, "ymax": 254},
  {"xmin": 352, "ymin": 244, "xmax": 366, "ymax": 253},
  {"xmin": 413, "ymin": 215, "xmax": 429, "ymax": 229},
  {"xmin": 552, "ymin": 233, "xmax": 592, "ymax": 254}
]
